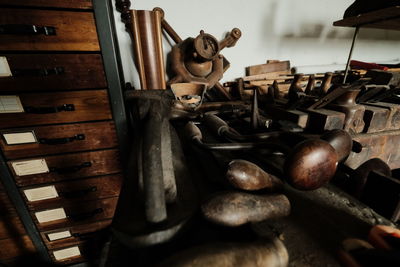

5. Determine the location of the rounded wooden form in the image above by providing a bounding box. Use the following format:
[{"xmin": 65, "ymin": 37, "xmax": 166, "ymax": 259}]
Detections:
[{"xmin": 284, "ymin": 139, "xmax": 338, "ymax": 190}]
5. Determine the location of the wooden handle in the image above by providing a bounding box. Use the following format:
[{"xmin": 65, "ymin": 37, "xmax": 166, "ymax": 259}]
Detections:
[
  {"xmin": 68, "ymin": 208, "xmax": 103, "ymax": 221},
  {"xmin": 59, "ymin": 186, "xmax": 97, "ymax": 199},
  {"xmin": 12, "ymin": 67, "xmax": 64, "ymax": 77},
  {"xmin": 39, "ymin": 134, "xmax": 85, "ymax": 145},
  {"xmin": 49, "ymin": 162, "xmax": 92, "ymax": 174},
  {"xmin": 24, "ymin": 104, "xmax": 75, "ymax": 114}
]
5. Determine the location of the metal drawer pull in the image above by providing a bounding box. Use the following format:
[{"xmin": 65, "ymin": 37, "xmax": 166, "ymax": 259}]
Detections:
[
  {"xmin": 39, "ymin": 134, "xmax": 85, "ymax": 145},
  {"xmin": 72, "ymin": 229, "xmax": 105, "ymax": 240},
  {"xmin": 12, "ymin": 67, "xmax": 65, "ymax": 77},
  {"xmin": 0, "ymin": 24, "xmax": 56, "ymax": 35},
  {"xmin": 49, "ymin": 162, "xmax": 92, "ymax": 174},
  {"xmin": 59, "ymin": 186, "xmax": 97, "ymax": 199},
  {"xmin": 24, "ymin": 104, "xmax": 75, "ymax": 114},
  {"xmin": 68, "ymin": 208, "xmax": 103, "ymax": 221}
]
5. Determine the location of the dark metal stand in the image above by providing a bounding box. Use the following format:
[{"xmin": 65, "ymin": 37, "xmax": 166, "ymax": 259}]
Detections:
[
  {"xmin": 343, "ymin": 26, "xmax": 359, "ymax": 84},
  {"xmin": 93, "ymin": 0, "xmax": 129, "ymax": 167}
]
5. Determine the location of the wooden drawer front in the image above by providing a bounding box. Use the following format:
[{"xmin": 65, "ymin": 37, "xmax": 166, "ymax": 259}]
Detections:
[
  {"xmin": 41, "ymin": 219, "xmax": 111, "ymax": 250},
  {"xmin": 0, "ymin": 9, "xmax": 99, "ymax": 51},
  {"xmin": 0, "ymin": 215, "xmax": 26, "ymax": 239},
  {"xmin": 9, "ymin": 149, "xmax": 121, "ymax": 186},
  {"xmin": 0, "ymin": 90, "xmax": 112, "ymax": 128},
  {"xmin": 32, "ymin": 196, "xmax": 118, "ymax": 231},
  {"xmin": 0, "ymin": 54, "xmax": 107, "ymax": 92},
  {"xmin": 0, "ymin": 235, "xmax": 35, "ymax": 260},
  {"xmin": 23, "ymin": 174, "xmax": 123, "ymax": 209},
  {"xmin": 1, "ymin": 121, "xmax": 118, "ymax": 159},
  {"xmin": 0, "ymin": 0, "xmax": 93, "ymax": 9},
  {"xmin": 49, "ymin": 240, "xmax": 106, "ymax": 265}
]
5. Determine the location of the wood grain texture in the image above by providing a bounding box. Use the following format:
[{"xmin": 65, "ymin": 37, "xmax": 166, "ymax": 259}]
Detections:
[
  {"xmin": 0, "ymin": 215, "xmax": 26, "ymax": 239},
  {"xmin": 0, "ymin": 54, "xmax": 107, "ymax": 92},
  {"xmin": 33, "ymin": 196, "xmax": 119, "ymax": 231},
  {"xmin": 1, "ymin": 121, "xmax": 118, "ymax": 159},
  {"xmin": 246, "ymin": 61, "xmax": 290, "ymax": 76},
  {"xmin": 0, "ymin": 90, "xmax": 112, "ymax": 128},
  {"xmin": 0, "ymin": 235, "xmax": 35, "ymax": 260},
  {"xmin": 10, "ymin": 149, "xmax": 122, "ymax": 186},
  {"xmin": 41, "ymin": 219, "xmax": 112, "ymax": 250},
  {"xmin": 0, "ymin": 9, "xmax": 99, "ymax": 51},
  {"xmin": 0, "ymin": 0, "xmax": 93, "ymax": 9},
  {"xmin": 0, "ymin": 190, "xmax": 17, "ymax": 216},
  {"xmin": 23, "ymin": 174, "xmax": 123, "ymax": 210}
]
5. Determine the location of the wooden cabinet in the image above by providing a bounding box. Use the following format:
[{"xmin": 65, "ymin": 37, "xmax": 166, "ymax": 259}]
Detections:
[
  {"xmin": 1, "ymin": 121, "xmax": 119, "ymax": 159},
  {"xmin": 9, "ymin": 149, "xmax": 121, "ymax": 186},
  {"xmin": 0, "ymin": 0, "xmax": 127, "ymax": 264},
  {"xmin": 0, "ymin": 9, "xmax": 100, "ymax": 51},
  {"xmin": 0, "ymin": 90, "xmax": 112, "ymax": 128},
  {"xmin": 0, "ymin": 54, "xmax": 107, "ymax": 92},
  {"xmin": 0, "ymin": 0, "xmax": 93, "ymax": 9}
]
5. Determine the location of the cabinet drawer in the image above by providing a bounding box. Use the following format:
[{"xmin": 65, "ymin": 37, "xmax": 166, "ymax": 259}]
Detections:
[
  {"xmin": 0, "ymin": 90, "xmax": 112, "ymax": 128},
  {"xmin": 9, "ymin": 149, "xmax": 121, "ymax": 186},
  {"xmin": 22, "ymin": 174, "xmax": 123, "ymax": 209},
  {"xmin": 0, "ymin": 0, "xmax": 93, "ymax": 9},
  {"xmin": 1, "ymin": 121, "xmax": 119, "ymax": 159},
  {"xmin": 0, "ymin": 9, "xmax": 99, "ymax": 51},
  {"xmin": 32, "ymin": 196, "xmax": 119, "ymax": 231},
  {"xmin": 41, "ymin": 219, "xmax": 111, "ymax": 250},
  {"xmin": 49, "ymin": 240, "xmax": 106, "ymax": 265},
  {"xmin": 0, "ymin": 235, "xmax": 36, "ymax": 260},
  {"xmin": 0, "ymin": 215, "xmax": 26, "ymax": 239},
  {"xmin": 0, "ymin": 54, "xmax": 107, "ymax": 92}
]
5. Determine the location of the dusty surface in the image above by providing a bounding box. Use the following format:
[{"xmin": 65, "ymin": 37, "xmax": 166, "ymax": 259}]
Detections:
[
  {"xmin": 252, "ymin": 184, "xmax": 394, "ymax": 267},
  {"xmin": 102, "ymin": 182, "xmax": 394, "ymax": 266}
]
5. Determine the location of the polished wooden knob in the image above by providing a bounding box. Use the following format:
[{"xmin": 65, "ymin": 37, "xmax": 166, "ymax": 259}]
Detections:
[{"xmin": 284, "ymin": 139, "xmax": 338, "ymax": 190}]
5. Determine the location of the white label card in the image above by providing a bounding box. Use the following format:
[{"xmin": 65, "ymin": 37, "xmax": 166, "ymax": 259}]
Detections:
[
  {"xmin": 3, "ymin": 131, "xmax": 37, "ymax": 145},
  {"xmin": 0, "ymin": 95, "xmax": 24, "ymax": 113},
  {"xmin": 11, "ymin": 159, "xmax": 49, "ymax": 176},
  {"xmin": 23, "ymin": 186, "xmax": 59, "ymax": 202},
  {"xmin": 47, "ymin": 230, "xmax": 71, "ymax": 241},
  {"xmin": 53, "ymin": 246, "xmax": 81, "ymax": 261},
  {"xmin": 0, "ymin": 57, "xmax": 12, "ymax": 77},
  {"xmin": 35, "ymin": 208, "xmax": 66, "ymax": 223}
]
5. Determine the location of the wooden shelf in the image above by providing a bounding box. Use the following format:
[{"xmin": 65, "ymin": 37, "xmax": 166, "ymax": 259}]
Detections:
[{"xmin": 333, "ymin": 6, "xmax": 400, "ymax": 31}]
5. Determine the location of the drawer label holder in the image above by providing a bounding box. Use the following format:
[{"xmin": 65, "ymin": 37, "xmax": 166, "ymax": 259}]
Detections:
[
  {"xmin": 2, "ymin": 131, "xmax": 37, "ymax": 145},
  {"xmin": 53, "ymin": 246, "xmax": 81, "ymax": 261},
  {"xmin": 11, "ymin": 159, "xmax": 49, "ymax": 176},
  {"xmin": 47, "ymin": 230, "xmax": 72, "ymax": 241},
  {"xmin": 23, "ymin": 185, "xmax": 59, "ymax": 202},
  {"xmin": 0, "ymin": 95, "xmax": 24, "ymax": 113},
  {"xmin": 35, "ymin": 208, "xmax": 67, "ymax": 223},
  {"xmin": 0, "ymin": 56, "xmax": 12, "ymax": 77}
]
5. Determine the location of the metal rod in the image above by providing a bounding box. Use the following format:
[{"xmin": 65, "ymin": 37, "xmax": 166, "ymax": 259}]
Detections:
[
  {"xmin": 214, "ymin": 82, "xmax": 233, "ymax": 100},
  {"xmin": 343, "ymin": 27, "xmax": 359, "ymax": 84},
  {"xmin": 161, "ymin": 19, "xmax": 182, "ymax": 44},
  {"xmin": 93, "ymin": 0, "xmax": 129, "ymax": 168}
]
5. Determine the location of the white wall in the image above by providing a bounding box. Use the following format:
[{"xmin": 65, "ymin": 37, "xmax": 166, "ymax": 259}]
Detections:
[{"xmin": 112, "ymin": 0, "xmax": 400, "ymax": 88}]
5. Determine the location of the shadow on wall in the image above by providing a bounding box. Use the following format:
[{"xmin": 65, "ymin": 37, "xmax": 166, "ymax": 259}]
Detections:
[{"xmin": 271, "ymin": 0, "xmax": 400, "ymax": 41}]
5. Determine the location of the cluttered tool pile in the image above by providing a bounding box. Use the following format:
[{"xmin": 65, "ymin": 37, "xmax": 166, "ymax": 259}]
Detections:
[{"xmin": 109, "ymin": 1, "xmax": 400, "ymax": 266}]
